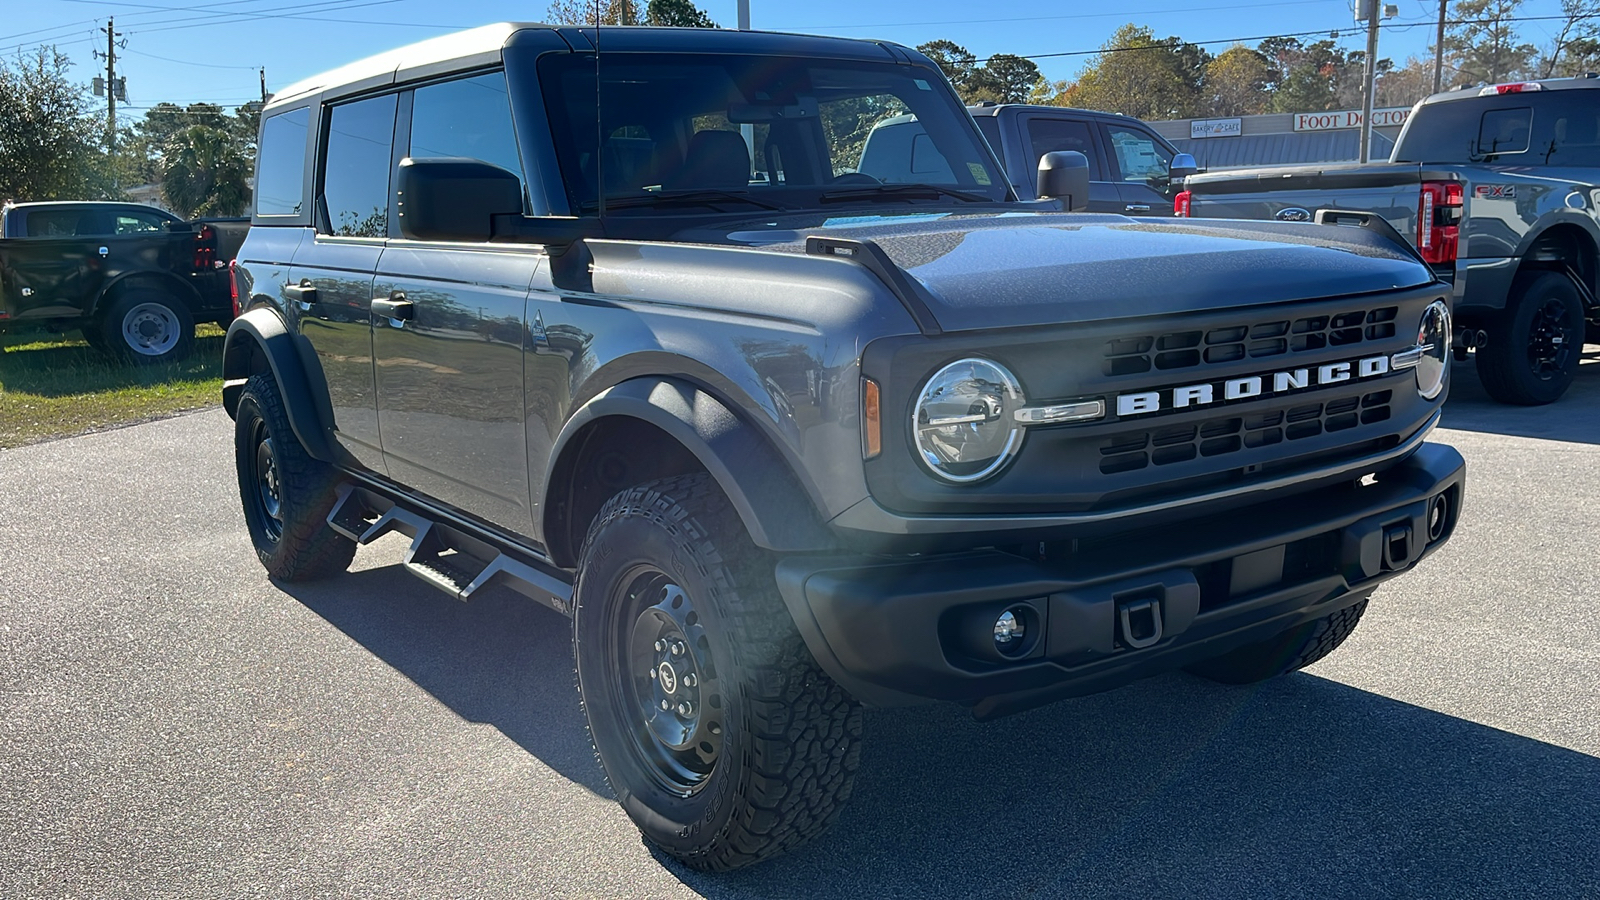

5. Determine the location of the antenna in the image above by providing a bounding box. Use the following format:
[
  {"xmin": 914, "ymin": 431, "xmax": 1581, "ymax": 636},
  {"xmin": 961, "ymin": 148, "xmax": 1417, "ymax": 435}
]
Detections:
[{"xmin": 594, "ymin": 0, "xmax": 605, "ymax": 220}]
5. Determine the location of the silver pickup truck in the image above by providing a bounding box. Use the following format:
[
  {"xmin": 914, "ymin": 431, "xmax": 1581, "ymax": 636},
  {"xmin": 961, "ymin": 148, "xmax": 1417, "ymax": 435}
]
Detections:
[{"xmin": 1182, "ymin": 76, "xmax": 1600, "ymax": 405}]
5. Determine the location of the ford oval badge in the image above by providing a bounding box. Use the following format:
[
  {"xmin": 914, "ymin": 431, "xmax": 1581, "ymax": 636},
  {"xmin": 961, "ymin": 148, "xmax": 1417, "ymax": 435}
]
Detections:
[{"xmin": 1276, "ymin": 207, "xmax": 1312, "ymax": 222}]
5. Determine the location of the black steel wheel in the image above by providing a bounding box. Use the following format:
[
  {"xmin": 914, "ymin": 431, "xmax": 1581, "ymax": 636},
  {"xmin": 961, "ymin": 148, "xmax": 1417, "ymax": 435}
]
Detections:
[
  {"xmin": 613, "ymin": 569, "xmax": 725, "ymax": 796},
  {"xmin": 573, "ymin": 474, "xmax": 862, "ymax": 872},
  {"xmin": 233, "ymin": 373, "xmax": 355, "ymax": 581},
  {"xmin": 1476, "ymin": 271, "xmax": 1584, "ymax": 405}
]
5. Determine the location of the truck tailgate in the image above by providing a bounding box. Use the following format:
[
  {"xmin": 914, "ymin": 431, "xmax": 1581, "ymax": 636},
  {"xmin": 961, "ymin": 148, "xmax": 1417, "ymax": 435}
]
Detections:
[{"xmin": 1188, "ymin": 163, "xmax": 1425, "ymax": 238}]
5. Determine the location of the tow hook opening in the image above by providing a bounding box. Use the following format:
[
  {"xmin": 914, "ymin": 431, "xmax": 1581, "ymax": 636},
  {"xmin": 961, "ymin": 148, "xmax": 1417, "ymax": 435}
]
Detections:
[
  {"xmin": 1117, "ymin": 597, "xmax": 1163, "ymax": 650},
  {"xmin": 1383, "ymin": 523, "xmax": 1413, "ymax": 569}
]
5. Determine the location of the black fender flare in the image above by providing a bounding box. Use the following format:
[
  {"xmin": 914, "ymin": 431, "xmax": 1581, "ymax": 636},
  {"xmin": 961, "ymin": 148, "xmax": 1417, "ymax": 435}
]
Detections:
[
  {"xmin": 90, "ymin": 270, "xmax": 204, "ymax": 319},
  {"xmin": 221, "ymin": 307, "xmax": 339, "ymax": 462},
  {"xmin": 542, "ymin": 377, "xmax": 836, "ymax": 564}
]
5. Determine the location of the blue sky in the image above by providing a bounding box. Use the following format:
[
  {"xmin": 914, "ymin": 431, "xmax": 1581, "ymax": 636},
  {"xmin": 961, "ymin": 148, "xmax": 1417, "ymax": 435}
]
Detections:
[{"xmin": 0, "ymin": 0, "xmax": 1575, "ymax": 117}]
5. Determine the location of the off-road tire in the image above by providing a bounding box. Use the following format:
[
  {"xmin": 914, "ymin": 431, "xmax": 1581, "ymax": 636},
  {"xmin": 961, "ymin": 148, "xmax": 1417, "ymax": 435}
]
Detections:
[
  {"xmin": 1186, "ymin": 598, "xmax": 1369, "ymax": 685},
  {"xmin": 234, "ymin": 373, "xmax": 355, "ymax": 581},
  {"xmin": 572, "ymin": 474, "xmax": 862, "ymax": 872},
  {"xmin": 1476, "ymin": 271, "xmax": 1583, "ymax": 405},
  {"xmin": 99, "ymin": 288, "xmax": 195, "ymax": 364}
]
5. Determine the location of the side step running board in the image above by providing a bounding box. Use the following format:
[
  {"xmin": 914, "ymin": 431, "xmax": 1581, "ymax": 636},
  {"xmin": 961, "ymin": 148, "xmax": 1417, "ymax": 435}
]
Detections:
[{"xmin": 326, "ymin": 484, "xmax": 574, "ymax": 615}]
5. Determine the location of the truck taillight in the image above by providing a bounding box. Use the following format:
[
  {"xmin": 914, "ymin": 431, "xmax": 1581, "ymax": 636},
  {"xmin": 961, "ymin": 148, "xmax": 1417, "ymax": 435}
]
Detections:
[
  {"xmin": 1417, "ymin": 181, "xmax": 1462, "ymax": 264},
  {"xmin": 1174, "ymin": 190, "xmax": 1191, "ymax": 217},
  {"xmin": 193, "ymin": 224, "xmax": 217, "ymax": 271},
  {"xmin": 228, "ymin": 259, "xmax": 240, "ymax": 318}
]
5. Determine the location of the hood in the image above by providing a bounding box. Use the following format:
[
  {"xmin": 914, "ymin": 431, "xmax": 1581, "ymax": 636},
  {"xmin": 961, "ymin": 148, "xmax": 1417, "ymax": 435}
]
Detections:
[{"xmin": 752, "ymin": 213, "xmax": 1434, "ymax": 333}]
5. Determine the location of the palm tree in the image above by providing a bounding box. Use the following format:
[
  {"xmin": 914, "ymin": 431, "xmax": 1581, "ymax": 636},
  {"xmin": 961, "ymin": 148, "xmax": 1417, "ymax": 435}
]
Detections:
[{"xmin": 160, "ymin": 124, "xmax": 250, "ymax": 217}]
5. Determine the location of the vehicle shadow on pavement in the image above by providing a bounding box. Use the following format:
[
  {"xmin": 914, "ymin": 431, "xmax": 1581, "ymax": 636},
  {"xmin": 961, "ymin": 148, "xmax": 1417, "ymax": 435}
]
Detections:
[
  {"xmin": 278, "ymin": 563, "xmax": 613, "ymax": 796},
  {"xmin": 676, "ymin": 673, "xmax": 1600, "ymax": 899},
  {"xmin": 1441, "ymin": 347, "xmax": 1600, "ymax": 444},
  {"xmin": 278, "ymin": 562, "xmax": 1598, "ymax": 898}
]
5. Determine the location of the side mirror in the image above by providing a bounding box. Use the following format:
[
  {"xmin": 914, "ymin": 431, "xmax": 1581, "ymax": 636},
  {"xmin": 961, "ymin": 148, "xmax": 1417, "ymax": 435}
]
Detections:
[
  {"xmin": 397, "ymin": 157, "xmax": 523, "ymax": 241},
  {"xmin": 1169, "ymin": 152, "xmax": 1199, "ymax": 182},
  {"xmin": 1037, "ymin": 151, "xmax": 1090, "ymax": 211}
]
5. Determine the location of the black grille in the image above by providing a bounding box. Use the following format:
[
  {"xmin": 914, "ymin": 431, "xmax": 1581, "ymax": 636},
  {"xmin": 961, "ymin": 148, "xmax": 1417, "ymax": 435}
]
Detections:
[
  {"xmin": 1099, "ymin": 390, "xmax": 1394, "ymax": 474},
  {"xmin": 1104, "ymin": 306, "xmax": 1400, "ymax": 377}
]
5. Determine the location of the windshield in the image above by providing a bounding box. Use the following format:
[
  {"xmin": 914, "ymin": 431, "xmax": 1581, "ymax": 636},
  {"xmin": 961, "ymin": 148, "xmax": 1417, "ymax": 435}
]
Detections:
[{"xmin": 538, "ymin": 52, "xmax": 1009, "ymax": 214}]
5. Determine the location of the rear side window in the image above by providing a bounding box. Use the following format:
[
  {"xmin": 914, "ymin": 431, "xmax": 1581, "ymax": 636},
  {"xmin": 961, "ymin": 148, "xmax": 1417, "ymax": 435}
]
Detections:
[
  {"xmin": 24, "ymin": 209, "xmax": 85, "ymax": 236},
  {"xmin": 1026, "ymin": 118, "xmax": 1099, "ymax": 178},
  {"xmin": 1477, "ymin": 107, "xmax": 1531, "ymax": 158},
  {"xmin": 321, "ymin": 94, "xmax": 397, "ymax": 237},
  {"xmin": 409, "ymin": 71, "xmax": 525, "ymax": 189},
  {"xmin": 256, "ymin": 108, "xmax": 310, "ymax": 216}
]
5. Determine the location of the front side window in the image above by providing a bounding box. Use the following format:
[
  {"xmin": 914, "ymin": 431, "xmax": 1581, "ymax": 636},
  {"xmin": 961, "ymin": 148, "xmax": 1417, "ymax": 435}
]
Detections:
[
  {"xmin": 257, "ymin": 107, "xmax": 310, "ymax": 216},
  {"xmin": 321, "ymin": 94, "xmax": 397, "ymax": 237},
  {"xmin": 114, "ymin": 210, "xmax": 168, "ymax": 234},
  {"xmin": 410, "ymin": 71, "xmax": 526, "ymax": 189},
  {"xmin": 1106, "ymin": 126, "xmax": 1172, "ymax": 184},
  {"xmin": 539, "ymin": 53, "xmax": 1005, "ymax": 213}
]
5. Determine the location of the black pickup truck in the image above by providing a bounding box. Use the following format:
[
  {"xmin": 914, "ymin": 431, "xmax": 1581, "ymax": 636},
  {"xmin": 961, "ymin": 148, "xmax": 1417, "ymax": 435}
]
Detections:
[
  {"xmin": 0, "ymin": 201, "xmax": 234, "ymax": 361},
  {"xmin": 224, "ymin": 23, "xmax": 1464, "ymax": 871}
]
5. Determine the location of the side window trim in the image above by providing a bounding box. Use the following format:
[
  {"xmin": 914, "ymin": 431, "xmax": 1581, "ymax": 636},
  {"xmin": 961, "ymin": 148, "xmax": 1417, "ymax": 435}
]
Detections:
[
  {"xmin": 315, "ymin": 91, "xmax": 400, "ymax": 240},
  {"xmin": 255, "ymin": 104, "xmax": 314, "ymax": 223}
]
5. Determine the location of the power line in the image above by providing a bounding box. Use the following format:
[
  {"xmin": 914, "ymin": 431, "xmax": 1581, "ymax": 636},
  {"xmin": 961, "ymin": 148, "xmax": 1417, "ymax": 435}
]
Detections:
[{"xmin": 123, "ymin": 47, "xmax": 260, "ymax": 69}]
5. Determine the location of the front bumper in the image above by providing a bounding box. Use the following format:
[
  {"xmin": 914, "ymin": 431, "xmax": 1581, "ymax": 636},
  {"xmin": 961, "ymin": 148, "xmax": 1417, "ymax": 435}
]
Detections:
[{"xmin": 776, "ymin": 442, "xmax": 1465, "ymax": 717}]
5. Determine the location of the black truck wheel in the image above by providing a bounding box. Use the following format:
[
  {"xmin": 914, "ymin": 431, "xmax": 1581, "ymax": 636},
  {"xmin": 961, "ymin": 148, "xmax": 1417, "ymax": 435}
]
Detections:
[
  {"xmin": 1186, "ymin": 598, "xmax": 1368, "ymax": 685},
  {"xmin": 99, "ymin": 288, "xmax": 195, "ymax": 364},
  {"xmin": 1476, "ymin": 271, "xmax": 1584, "ymax": 405},
  {"xmin": 573, "ymin": 474, "xmax": 862, "ymax": 872},
  {"xmin": 234, "ymin": 373, "xmax": 356, "ymax": 581}
]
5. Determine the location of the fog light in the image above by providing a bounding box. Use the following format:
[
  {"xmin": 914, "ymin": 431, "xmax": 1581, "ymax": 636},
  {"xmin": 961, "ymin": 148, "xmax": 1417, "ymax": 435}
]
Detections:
[
  {"xmin": 994, "ymin": 608, "xmax": 1026, "ymax": 652},
  {"xmin": 1427, "ymin": 492, "xmax": 1450, "ymax": 541}
]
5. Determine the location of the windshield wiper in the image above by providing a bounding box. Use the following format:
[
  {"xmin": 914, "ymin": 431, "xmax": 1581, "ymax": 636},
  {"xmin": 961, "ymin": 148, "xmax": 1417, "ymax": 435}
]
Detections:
[
  {"xmin": 818, "ymin": 183, "xmax": 992, "ymax": 204},
  {"xmin": 582, "ymin": 189, "xmax": 787, "ymax": 213}
]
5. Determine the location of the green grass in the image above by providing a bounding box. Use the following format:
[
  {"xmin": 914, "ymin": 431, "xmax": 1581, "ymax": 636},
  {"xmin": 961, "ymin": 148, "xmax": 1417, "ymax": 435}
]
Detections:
[{"xmin": 0, "ymin": 324, "xmax": 225, "ymax": 449}]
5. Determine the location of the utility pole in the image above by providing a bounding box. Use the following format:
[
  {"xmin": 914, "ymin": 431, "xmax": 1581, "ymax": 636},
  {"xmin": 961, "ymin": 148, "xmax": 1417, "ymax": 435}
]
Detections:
[
  {"xmin": 102, "ymin": 18, "xmax": 120, "ymax": 156},
  {"xmin": 260, "ymin": 67, "xmax": 268, "ymax": 104},
  {"xmin": 738, "ymin": 0, "xmax": 750, "ymax": 30},
  {"xmin": 1433, "ymin": 0, "xmax": 1447, "ymax": 94},
  {"xmin": 1358, "ymin": 0, "xmax": 1379, "ymax": 163}
]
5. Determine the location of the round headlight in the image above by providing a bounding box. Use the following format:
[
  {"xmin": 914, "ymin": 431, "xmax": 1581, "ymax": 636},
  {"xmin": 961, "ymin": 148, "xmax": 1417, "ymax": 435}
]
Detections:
[
  {"xmin": 1416, "ymin": 300, "xmax": 1451, "ymax": 400},
  {"xmin": 912, "ymin": 358, "xmax": 1026, "ymax": 483}
]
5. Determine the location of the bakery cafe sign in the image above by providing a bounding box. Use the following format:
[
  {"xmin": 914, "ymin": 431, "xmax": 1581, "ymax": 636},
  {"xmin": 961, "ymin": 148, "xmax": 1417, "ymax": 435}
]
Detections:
[{"xmin": 1293, "ymin": 107, "xmax": 1412, "ymax": 131}]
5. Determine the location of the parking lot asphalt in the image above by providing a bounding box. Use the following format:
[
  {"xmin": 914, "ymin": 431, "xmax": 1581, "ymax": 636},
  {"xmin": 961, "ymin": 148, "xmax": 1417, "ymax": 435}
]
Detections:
[{"xmin": 2, "ymin": 353, "xmax": 1598, "ymax": 899}]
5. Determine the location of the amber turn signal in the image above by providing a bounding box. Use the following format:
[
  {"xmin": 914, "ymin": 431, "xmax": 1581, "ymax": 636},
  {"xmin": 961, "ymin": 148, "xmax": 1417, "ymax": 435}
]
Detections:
[{"xmin": 862, "ymin": 377, "xmax": 882, "ymax": 459}]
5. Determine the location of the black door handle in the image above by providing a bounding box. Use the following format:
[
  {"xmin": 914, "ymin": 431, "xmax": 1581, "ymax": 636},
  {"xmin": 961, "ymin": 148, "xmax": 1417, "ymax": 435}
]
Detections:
[
  {"xmin": 283, "ymin": 281, "xmax": 318, "ymax": 310},
  {"xmin": 371, "ymin": 296, "xmax": 414, "ymax": 322}
]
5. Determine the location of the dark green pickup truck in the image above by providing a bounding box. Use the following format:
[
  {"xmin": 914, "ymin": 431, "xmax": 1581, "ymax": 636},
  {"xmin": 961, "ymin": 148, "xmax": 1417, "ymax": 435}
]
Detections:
[{"xmin": 0, "ymin": 201, "xmax": 237, "ymax": 361}]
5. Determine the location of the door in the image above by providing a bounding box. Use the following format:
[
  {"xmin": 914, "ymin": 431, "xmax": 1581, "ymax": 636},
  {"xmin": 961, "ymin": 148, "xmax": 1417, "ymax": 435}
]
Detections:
[
  {"xmin": 287, "ymin": 92, "xmax": 397, "ymax": 474},
  {"xmin": 1102, "ymin": 123, "xmax": 1179, "ymax": 215},
  {"xmin": 1019, "ymin": 114, "xmax": 1122, "ymax": 212},
  {"xmin": 373, "ymin": 71, "xmax": 540, "ymax": 533},
  {"xmin": 0, "ymin": 206, "xmax": 108, "ymax": 322}
]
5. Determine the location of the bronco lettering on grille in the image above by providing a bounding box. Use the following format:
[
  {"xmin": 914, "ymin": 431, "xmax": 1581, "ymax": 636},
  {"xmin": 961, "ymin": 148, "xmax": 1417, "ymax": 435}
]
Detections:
[{"xmin": 1117, "ymin": 354, "xmax": 1392, "ymax": 416}]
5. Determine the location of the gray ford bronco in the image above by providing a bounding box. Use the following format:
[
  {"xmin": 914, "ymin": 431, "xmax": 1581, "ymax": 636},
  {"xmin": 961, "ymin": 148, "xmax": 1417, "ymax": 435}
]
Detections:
[{"xmin": 224, "ymin": 23, "xmax": 1466, "ymax": 870}]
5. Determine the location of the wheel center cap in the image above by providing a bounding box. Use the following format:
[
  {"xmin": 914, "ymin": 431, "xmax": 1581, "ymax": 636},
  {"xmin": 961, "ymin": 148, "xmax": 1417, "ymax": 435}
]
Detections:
[{"xmin": 657, "ymin": 662, "xmax": 678, "ymax": 694}]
